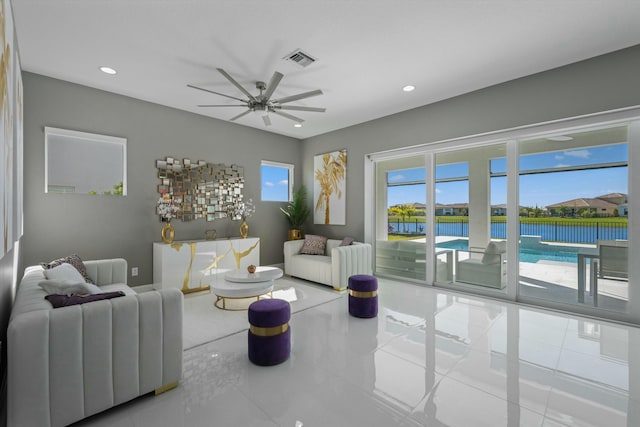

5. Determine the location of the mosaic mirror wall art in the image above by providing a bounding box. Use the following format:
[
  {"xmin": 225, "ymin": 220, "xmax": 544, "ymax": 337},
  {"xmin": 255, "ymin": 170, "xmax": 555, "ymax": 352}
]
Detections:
[{"xmin": 156, "ymin": 157, "xmax": 244, "ymax": 222}]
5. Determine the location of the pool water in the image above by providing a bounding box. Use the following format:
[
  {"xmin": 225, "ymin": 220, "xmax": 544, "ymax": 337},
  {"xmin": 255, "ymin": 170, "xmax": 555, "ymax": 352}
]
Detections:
[
  {"xmin": 519, "ymin": 249, "xmax": 577, "ymax": 264},
  {"xmin": 436, "ymin": 239, "xmax": 469, "ymax": 251},
  {"xmin": 435, "ymin": 239, "xmax": 579, "ymax": 264}
]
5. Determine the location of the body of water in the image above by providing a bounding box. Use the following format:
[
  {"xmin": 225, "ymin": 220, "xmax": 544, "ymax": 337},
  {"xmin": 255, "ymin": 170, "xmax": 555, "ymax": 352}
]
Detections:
[
  {"xmin": 435, "ymin": 238, "xmax": 578, "ymax": 264},
  {"xmin": 389, "ymin": 220, "xmax": 627, "ymax": 244}
]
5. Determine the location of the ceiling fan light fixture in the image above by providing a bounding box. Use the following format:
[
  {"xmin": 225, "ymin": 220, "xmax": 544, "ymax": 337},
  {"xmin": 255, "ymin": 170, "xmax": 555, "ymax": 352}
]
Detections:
[
  {"xmin": 252, "ymin": 104, "xmax": 269, "ymax": 115},
  {"xmin": 293, "ymin": 123, "xmax": 302, "ymax": 128},
  {"xmin": 190, "ymin": 68, "xmax": 324, "ymax": 127}
]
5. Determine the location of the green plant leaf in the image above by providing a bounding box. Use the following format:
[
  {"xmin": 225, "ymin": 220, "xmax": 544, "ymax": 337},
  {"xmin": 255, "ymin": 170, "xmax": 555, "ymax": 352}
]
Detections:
[{"xmin": 281, "ymin": 185, "xmax": 310, "ymax": 229}]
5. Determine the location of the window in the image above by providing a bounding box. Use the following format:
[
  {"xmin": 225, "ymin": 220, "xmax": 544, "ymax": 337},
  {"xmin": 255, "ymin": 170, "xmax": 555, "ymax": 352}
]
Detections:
[
  {"xmin": 261, "ymin": 160, "xmax": 293, "ymax": 202},
  {"xmin": 45, "ymin": 127, "xmax": 127, "ymax": 195}
]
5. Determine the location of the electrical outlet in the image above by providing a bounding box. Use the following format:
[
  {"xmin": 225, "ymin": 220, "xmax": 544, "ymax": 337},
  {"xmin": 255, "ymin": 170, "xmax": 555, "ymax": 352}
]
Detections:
[{"xmin": 131, "ymin": 267, "xmax": 139, "ymax": 277}]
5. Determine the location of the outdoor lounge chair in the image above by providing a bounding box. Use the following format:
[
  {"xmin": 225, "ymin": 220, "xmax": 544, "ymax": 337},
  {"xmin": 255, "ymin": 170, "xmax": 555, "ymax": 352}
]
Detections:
[
  {"xmin": 597, "ymin": 240, "xmax": 628, "ymax": 280},
  {"xmin": 376, "ymin": 240, "xmax": 452, "ymax": 282},
  {"xmin": 455, "ymin": 240, "xmax": 507, "ymax": 289}
]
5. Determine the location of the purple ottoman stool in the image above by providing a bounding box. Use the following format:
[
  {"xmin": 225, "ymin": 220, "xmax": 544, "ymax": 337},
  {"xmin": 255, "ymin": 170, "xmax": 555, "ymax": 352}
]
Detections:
[
  {"xmin": 248, "ymin": 299, "xmax": 291, "ymax": 366},
  {"xmin": 348, "ymin": 275, "xmax": 378, "ymax": 318}
]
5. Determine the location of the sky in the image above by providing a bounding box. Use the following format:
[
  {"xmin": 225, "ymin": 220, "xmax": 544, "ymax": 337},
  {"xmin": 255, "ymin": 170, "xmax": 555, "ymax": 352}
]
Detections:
[
  {"xmin": 387, "ymin": 144, "xmax": 628, "ymax": 208},
  {"xmin": 261, "ymin": 164, "xmax": 290, "ymax": 202},
  {"xmin": 259, "ymin": 145, "xmax": 628, "ymax": 208}
]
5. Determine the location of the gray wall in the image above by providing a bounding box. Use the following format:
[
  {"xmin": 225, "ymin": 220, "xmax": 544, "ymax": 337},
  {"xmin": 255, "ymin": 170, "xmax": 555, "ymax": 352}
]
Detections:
[
  {"xmin": 20, "ymin": 44, "xmax": 640, "ymax": 284},
  {"xmin": 23, "ymin": 72, "xmax": 301, "ymax": 286},
  {"xmin": 301, "ymin": 44, "xmax": 640, "ymax": 241}
]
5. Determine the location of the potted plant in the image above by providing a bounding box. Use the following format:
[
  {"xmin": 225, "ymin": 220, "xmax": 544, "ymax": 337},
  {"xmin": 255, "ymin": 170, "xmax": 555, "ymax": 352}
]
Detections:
[{"xmin": 280, "ymin": 186, "xmax": 310, "ymax": 240}]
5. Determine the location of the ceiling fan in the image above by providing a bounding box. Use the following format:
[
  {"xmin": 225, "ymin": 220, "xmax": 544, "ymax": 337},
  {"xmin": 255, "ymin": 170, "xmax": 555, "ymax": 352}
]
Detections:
[{"xmin": 188, "ymin": 68, "xmax": 326, "ymax": 126}]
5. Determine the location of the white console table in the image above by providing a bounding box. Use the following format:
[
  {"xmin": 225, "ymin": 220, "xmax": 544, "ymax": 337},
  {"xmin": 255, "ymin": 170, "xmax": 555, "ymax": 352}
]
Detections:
[{"xmin": 153, "ymin": 237, "xmax": 260, "ymax": 293}]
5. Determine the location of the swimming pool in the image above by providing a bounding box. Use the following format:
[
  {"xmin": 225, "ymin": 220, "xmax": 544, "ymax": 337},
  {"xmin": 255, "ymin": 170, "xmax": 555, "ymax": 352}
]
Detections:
[{"xmin": 435, "ymin": 239, "xmax": 579, "ymax": 264}]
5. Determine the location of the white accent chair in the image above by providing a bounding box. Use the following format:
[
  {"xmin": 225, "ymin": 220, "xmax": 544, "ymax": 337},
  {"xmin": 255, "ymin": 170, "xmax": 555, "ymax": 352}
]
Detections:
[
  {"xmin": 284, "ymin": 239, "xmax": 372, "ymax": 290},
  {"xmin": 455, "ymin": 240, "xmax": 507, "ymax": 289},
  {"xmin": 8, "ymin": 259, "xmax": 183, "ymax": 427}
]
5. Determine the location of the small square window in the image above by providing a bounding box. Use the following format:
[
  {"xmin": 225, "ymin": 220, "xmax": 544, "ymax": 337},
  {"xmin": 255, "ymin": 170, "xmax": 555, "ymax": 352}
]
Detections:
[{"xmin": 261, "ymin": 161, "xmax": 293, "ymax": 202}]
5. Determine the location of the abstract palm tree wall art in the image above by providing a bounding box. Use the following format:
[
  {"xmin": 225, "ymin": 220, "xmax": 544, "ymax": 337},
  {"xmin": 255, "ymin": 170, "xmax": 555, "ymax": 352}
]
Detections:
[
  {"xmin": 0, "ymin": 0, "xmax": 15, "ymax": 257},
  {"xmin": 314, "ymin": 149, "xmax": 347, "ymax": 225},
  {"xmin": 0, "ymin": 0, "xmax": 23, "ymax": 257}
]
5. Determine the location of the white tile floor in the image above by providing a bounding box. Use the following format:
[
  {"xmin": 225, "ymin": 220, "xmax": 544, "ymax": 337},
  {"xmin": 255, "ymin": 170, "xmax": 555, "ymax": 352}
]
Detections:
[{"xmin": 74, "ymin": 278, "xmax": 640, "ymax": 427}]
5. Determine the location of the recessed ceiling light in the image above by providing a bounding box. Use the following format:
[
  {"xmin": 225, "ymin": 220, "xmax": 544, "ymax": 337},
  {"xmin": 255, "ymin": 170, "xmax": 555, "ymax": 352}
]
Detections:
[
  {"xmin": 546, "ymin": 135, "xmax": 573, "ymax": 141},
  {"xmin": 99, "ymin": 66, "xmax": 117, "ymax": 75},
  {"xmin": 402, "ymin": 85, "xmax": 415, "ymax": 92},
  {"xmin": 293, "ymin": 123, "xmax": 303, "ymax": 128}
]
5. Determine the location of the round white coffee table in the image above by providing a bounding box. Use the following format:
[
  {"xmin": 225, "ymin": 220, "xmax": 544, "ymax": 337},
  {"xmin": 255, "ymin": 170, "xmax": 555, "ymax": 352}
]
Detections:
[
  {"xmin": 224, "ymin": 266, "xmax": 283, "ymax": 283},
  {"xmin": 212, "ymin": 266, "xmax": 283, "ymax": 310}
]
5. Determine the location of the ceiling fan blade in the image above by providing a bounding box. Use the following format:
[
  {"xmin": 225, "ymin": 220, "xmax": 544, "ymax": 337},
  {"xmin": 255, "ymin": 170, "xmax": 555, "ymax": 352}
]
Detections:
[
  {"xmin": 229, "ymin": 109, "xmax": 252, "ymax": 121},
  {"xmin": 198, "ymin": 104, "xmax": 248, "ymax": 107},
  {"xmin": 216, "ymin": 68, "xmax": 256, "ymax": 102},
  {"xmin": 273, "ymin": 89, "xmax": 323, "ymax": 105},
  {"xmin": 262, "ymin": 115, "xmax": 272, "ymax": 126},
  {"xmin": 279, "ymin": 106, "xmax": 326, "ymax": 112},
  {"xmin": 272, "ymin": 110, "xmax": 305, "ymax": 123},
  {"xmin": 187, "ymin": 84, "xmax": 247, "ymax": 103},
  {"xmin": 262, "ymin": 71, "xmax": 284, "ymax": 101}
]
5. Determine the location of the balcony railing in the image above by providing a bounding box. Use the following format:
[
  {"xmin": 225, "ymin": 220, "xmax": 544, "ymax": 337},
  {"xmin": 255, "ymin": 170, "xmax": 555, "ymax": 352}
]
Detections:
[{"xmin": 387, "ymin": 219, "xmax": 628, "ymax": 244}]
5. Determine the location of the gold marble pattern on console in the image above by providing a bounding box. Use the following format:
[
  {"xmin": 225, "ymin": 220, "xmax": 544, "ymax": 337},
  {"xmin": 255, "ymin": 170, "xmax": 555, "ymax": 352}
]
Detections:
[
  {"xmin": 199, "ymin": 248, "xmax": 231, "ymax": 286},
  {"xmin": 171, "ymin": 241, "xmax": 211, "ymax": 294},
  {"xmin": 230, "ymin": 240, "xmax": 260, "ymax": 269}
]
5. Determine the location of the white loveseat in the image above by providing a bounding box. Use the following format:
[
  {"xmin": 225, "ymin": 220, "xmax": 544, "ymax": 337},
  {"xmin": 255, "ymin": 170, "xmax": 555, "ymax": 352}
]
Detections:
[
  {"xmin": 8, "ymin": 258, "xmax": 183, "ymax": 427},
  {"xmin": 284, "ymin": 239, "xmax": 372, "ymax": 290}
]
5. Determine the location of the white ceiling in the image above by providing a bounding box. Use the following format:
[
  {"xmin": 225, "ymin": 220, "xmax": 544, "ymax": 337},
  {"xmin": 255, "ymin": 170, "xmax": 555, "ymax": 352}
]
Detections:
[{"xmin": 12, "ymin": 1, "xmax": 640, "ymax": 139}]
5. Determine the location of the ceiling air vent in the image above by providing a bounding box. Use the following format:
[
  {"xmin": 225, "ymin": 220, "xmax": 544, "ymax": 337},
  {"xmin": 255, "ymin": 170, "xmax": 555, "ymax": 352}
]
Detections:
[{"xmin": 284, "ymin": 49, "xmax": 317, "ymax": 68}]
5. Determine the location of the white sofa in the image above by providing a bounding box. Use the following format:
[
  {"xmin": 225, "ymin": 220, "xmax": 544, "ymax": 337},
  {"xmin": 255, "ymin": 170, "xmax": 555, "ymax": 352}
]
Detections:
[
  {"xmin": 8, "ymin": 258, "xmax": 183, "ymax": 427},
  {"xmin": 284, "ymin": 239, "xmax": 372, "ymax": 290}
]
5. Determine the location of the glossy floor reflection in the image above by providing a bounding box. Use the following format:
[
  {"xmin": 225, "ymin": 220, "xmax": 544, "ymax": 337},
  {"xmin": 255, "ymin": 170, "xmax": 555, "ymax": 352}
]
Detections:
[{"xmin": 75, "ymin": 278, "xmax": 640, "ymax": 426}]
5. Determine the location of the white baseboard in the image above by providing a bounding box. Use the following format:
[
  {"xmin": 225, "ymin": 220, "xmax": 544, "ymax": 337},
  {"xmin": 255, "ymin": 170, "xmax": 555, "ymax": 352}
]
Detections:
[{"xmin": 132, "ymin": 284, "xmax": 156, "ymax": 293}]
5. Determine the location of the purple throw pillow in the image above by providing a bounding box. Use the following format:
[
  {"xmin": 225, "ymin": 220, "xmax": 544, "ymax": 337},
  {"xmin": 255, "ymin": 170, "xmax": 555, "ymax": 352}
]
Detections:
[
  {"xmin": 340, "ymin": 237, "xmax": 355, "ymax": 246},
  {"xmin": 45, "ymin": 291, "xmax": 125, "ymax": 308}
]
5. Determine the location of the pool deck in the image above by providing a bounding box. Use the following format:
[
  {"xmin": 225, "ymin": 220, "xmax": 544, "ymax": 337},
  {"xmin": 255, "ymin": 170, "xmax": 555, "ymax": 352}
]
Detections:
[
  {"xmin": 393, "ymin": 236, "xmax": 629, "ymax": 312},
  {"xmin": 519, "ymin": 260, "xmax": 628, "ymax": 310}
]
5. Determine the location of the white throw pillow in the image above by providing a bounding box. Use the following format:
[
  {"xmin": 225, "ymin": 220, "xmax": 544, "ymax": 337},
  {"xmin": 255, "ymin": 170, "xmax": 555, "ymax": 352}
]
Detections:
[
  {"xmin": 481, "ymin": 241, "xmax": 507, "ymax": 264},
  {"xmin": 38, "ymin": 280, "xmax": 102, "ymax": 296},
  {"xmin": 43, "ymin": 262, "xmax": 88, "ymax": 283}
]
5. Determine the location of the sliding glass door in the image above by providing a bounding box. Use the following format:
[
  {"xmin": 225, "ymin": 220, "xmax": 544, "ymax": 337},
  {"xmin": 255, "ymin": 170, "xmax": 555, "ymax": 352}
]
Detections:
[
  {"xmin": 517, "ymin": 126, "xmax": 630, "ymax": 315},
  {"xmin": 434, "ymin": 144, "xmax": 508, "ymax": 291},
  {"xmin": 367, "ymin": 109, "xmax": 639, "ymax": 324},
  {"xmin": 374, "ymin": 156, "xmax": 427, "ymax": 281}
]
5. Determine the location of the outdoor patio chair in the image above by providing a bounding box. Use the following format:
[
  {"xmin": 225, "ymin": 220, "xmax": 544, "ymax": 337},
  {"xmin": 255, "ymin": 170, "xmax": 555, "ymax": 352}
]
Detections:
[
  {"xmin": 455, "ymin": 240, "xmax": 507, "ymax": 289},
  {"xmin": 597, "ymin": 240, "xmax": 628, "ymax": 280}
]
